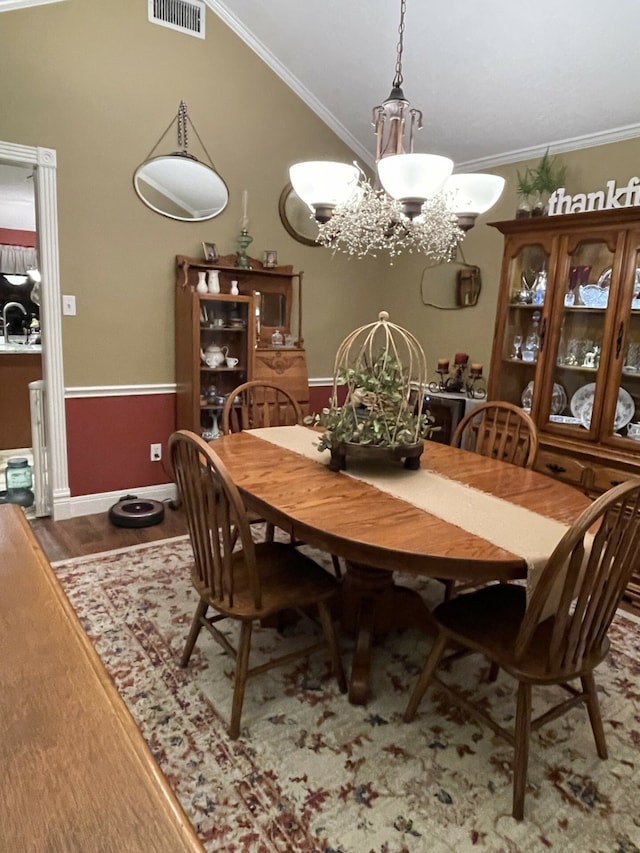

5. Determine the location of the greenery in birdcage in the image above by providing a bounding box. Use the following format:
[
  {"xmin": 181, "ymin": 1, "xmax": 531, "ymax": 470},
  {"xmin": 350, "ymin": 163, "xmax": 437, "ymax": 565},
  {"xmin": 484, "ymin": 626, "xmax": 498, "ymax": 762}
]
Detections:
[{"xmin": 308, "ymin": 312, "xmax": 438, "ymax": 453}]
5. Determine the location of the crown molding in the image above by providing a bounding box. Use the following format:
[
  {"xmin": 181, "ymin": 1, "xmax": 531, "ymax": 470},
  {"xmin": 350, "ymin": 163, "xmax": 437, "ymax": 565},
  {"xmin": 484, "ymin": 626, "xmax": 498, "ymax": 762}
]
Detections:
[
  {"xmin": 457, "ymin": 123, "xmax": 640, "ymax": 172},
  {"xmin": 0, "ymin": 0, "xmax": 66, "ymax": 11}
]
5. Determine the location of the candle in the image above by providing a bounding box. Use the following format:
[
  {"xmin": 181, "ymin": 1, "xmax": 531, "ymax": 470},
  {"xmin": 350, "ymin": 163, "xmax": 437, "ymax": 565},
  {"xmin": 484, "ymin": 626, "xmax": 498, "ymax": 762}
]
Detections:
[
  {"xmin": 470, "ymin": 362, "xmax": 483, "ymax": 377},
  {"xmin": 454, "ymin": 352, "xmax": 469, "ymax": 365},
  {"xmin": 437, "ymin": 358, "xmax": 449, "ymax": 372},
  {"xmin": 240, "ymin": 189, "xmax": 249, "ymax": 230}
]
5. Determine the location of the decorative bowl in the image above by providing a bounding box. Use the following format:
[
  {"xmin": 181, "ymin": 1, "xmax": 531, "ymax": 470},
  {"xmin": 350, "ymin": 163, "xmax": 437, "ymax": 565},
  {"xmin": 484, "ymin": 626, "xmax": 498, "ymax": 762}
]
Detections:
[{"xmin": 579, "ymin": 284, "xmax": 609, "ymax": 308}]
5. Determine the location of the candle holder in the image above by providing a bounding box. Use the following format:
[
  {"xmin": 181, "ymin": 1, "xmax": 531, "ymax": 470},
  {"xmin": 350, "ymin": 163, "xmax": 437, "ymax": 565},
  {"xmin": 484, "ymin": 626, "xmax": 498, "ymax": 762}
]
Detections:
[
  {"xmin": 428, "ymin": 355, "xmax": 487, "ymax": 399},
  {"xmin": 236, "ymin": 229, "xmax": 253, "ymax": 269}
]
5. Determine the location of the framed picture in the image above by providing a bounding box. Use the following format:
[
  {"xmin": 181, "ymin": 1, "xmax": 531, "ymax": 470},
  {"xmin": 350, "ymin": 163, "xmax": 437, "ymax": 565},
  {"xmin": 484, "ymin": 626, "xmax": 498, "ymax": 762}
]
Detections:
[
  {"xmin": 263, "ymin": 250, "xmax": 278, "ymax": 268},
  {"xmin": 202, "ymin": 242, "xmax": 218, "ymax": 262}
]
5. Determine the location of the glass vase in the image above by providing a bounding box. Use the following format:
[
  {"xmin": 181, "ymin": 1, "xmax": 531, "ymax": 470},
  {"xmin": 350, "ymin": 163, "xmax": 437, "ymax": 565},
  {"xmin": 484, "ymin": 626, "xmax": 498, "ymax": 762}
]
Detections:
[{"xmin": 515, "ymin": 196, "xmax": 531, "ymax": 219}]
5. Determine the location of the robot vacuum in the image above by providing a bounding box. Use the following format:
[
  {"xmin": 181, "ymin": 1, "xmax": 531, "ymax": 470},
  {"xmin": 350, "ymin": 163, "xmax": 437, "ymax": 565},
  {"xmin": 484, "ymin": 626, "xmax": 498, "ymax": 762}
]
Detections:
[{"xmin": 108, "ymin": 495, "xmax": 165, "ymax": 528}]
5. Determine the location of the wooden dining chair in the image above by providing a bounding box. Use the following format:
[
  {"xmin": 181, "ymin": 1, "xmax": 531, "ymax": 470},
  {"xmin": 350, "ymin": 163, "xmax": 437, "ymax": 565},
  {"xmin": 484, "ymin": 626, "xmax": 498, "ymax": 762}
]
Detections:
[
  {"xmin": 403, "ymin": 478, "xmax": 640, "ymax": 820},
  {"xmin": 450, "ymin": 400, "xmax": 538, "ymax": 468},
  {"xmin": 442, "ymin": 400, "xmax": 539, "ymax": 599},
  {"xmin": 169, "ymin": 429, "xmax": 347, "ymax": 739},
  {"xmin": 220, "ymin": 380, "xmax": 301, "ymax": 543},
  {"xmin": 221, "ymin": 380, "xmax": 302, "ymax": 434},
  {"xmin": 222, "ymin": 380, "xmax": 343, "ymax": 578}
]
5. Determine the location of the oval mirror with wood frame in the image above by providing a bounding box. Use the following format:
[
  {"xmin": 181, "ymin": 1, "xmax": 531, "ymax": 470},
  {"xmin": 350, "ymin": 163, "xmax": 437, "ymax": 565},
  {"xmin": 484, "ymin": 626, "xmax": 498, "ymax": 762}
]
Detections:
[{"xmin": 278, "ymin": 182, "xmax": 320, "ymax": 247}]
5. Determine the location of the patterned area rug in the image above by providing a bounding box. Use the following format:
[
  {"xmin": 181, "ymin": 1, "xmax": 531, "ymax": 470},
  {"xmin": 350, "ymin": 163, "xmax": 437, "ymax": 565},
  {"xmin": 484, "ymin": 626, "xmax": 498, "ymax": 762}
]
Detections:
[{"xmin": 52, "ymin": 534, "xmax": 640, "ymax": 853}]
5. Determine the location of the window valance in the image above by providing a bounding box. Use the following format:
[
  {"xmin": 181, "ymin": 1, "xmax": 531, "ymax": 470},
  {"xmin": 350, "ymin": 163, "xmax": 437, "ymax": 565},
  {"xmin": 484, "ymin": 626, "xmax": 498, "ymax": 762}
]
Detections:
[{"xmin": 0, "ymin": 244, "xmax": 38, "ymax": 274}]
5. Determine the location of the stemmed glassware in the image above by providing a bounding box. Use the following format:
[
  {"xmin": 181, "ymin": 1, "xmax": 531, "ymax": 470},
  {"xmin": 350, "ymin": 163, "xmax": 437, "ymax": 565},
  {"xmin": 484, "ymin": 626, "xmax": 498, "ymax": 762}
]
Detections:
[{"xmin": 511, "ymin": 334, "xmax": 523, "ymax": 359}]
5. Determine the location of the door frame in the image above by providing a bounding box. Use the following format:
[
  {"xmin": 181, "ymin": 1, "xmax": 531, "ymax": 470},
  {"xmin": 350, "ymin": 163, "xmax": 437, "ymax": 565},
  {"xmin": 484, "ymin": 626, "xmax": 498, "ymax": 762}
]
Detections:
[{"xmin": 0, "ymin": 140, "xmax": 70, "ymax": 518}]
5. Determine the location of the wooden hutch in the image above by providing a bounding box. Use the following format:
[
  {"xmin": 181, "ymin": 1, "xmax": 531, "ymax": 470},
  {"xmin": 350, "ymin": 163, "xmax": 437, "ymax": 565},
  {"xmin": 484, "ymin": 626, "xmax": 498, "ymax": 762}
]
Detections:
[
  {"xmin": 175, "ymin": 254, "xmax": 308, "ymax": 437},
  {"xmin": 488, "ymin": 207, "xmax": 640, "ymax": 608}
]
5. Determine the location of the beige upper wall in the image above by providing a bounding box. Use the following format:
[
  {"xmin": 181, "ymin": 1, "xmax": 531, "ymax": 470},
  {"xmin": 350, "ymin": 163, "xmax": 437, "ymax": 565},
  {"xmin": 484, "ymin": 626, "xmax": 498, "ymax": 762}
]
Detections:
[
  {"xmin": 0, "ymin": 0, "xmax": 387, "ymax": 384},
  {"xmin": 2, "ymin": 0, "xmax": 639, "ymax": 386}
]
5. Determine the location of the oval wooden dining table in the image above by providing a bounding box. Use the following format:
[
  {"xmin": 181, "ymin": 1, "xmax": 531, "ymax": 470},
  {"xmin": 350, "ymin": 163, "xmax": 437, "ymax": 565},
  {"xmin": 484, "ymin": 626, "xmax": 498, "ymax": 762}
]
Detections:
[{"xmin": 210, "ymin": 427, "xmax": 592, "ymax": 704}]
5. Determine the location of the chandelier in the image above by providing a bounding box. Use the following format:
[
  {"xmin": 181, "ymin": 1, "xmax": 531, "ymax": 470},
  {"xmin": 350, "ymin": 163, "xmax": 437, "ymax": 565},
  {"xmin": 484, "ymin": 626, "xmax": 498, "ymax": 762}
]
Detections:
[{"xmin": 288, "ymin": 0, "xmax": 504, "ymax": 261}]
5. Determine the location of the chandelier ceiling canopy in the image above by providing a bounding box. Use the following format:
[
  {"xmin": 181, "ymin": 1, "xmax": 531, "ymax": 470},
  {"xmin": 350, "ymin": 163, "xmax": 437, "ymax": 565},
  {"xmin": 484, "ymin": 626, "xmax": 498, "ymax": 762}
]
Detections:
[{"xmin": 289, "ymin": 0, "xmax": 504, "ymax": 260}]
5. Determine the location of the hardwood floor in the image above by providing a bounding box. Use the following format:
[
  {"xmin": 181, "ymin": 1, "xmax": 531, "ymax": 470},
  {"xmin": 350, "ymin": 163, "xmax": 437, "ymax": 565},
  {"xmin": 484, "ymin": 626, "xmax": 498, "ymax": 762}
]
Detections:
[{"xmin": 30, "ymin": 501, "xmax": 188, "ymax": 562}]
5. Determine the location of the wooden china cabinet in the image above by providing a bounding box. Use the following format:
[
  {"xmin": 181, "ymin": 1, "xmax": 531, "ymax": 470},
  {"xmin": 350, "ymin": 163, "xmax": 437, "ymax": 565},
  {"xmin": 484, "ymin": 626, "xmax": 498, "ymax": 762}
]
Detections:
[
  {"xmin": 175, "ymin": 254, "xmax": 308, "ymax": 438},
  {"xmin": 488, "ymin": 208, "xmax": 640, "ymax": 607}
]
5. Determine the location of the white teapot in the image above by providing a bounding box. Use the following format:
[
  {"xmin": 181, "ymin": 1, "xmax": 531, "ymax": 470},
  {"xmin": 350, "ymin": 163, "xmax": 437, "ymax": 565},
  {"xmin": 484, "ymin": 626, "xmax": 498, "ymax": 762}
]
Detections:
[{"xmin": 200, "ymin": 344, "xmax": 228, "ymax": 368}]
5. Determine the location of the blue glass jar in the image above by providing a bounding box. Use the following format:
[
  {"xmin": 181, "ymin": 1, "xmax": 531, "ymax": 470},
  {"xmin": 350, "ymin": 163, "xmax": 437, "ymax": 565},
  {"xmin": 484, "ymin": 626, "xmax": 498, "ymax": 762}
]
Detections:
[{"xmin": 6, "ymin": 457, "xmax": 34, "ymax": 508}]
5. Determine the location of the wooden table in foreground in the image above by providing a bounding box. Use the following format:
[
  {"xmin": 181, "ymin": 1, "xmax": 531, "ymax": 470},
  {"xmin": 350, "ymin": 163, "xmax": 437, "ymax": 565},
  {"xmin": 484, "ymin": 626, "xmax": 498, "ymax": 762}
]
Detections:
[
  {"xmin": 212, "ymin": 430, "xmax": 592, "ymax": 704},
  {"xmin": 0, "ymin": 504, "xmax": 204, "ymax": 852}
]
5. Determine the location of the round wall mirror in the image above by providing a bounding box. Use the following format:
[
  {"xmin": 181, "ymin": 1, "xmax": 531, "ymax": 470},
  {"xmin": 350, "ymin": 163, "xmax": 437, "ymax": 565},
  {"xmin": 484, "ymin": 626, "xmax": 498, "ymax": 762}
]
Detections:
[
  {"xmin": 278, "ymin": 182, "xmax": 320, "ymax": 246},
  {"xmin": 133, "ymin": 153, "xmax": 229, "ymax": 222}
]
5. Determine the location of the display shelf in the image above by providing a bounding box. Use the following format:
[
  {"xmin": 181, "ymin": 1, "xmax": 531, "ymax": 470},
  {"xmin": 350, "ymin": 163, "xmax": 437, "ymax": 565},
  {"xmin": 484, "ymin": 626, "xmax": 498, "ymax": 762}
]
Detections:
[
  {"xmin": 176, "ymin": 254, "xmax": 309, "ymax": 433},
  {"xmin": 489, "ymin": 207, "xmax": 640, "ymax": 502}
]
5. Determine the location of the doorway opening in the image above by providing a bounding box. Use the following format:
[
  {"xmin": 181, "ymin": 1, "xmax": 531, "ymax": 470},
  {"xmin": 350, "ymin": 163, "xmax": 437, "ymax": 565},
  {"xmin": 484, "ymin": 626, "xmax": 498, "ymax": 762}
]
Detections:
[{"xmin": 0, "ymin": 141, "xmax": 69, "ymax": 518}]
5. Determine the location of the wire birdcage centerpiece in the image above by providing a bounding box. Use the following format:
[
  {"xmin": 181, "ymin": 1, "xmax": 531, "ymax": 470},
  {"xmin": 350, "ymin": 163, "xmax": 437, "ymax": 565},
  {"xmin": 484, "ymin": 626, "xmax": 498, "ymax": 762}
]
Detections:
[{"xmin": 314, "ymin": 311, "xmax": 436, "ymax": 471}]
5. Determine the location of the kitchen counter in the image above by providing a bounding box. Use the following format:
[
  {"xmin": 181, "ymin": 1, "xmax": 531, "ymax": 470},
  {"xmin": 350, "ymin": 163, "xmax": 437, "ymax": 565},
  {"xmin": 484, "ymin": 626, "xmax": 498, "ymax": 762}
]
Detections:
[{"xmin": 0, "ymin": 336, "xmax": 41, "ymax": 354}]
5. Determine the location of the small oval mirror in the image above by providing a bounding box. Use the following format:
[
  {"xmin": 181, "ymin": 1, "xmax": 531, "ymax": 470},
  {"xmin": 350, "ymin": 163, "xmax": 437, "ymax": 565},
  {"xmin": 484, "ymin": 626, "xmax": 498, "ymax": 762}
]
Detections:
[{"xmin": 133, "ymin": 153, "xmax": 229, "ymax": 222}]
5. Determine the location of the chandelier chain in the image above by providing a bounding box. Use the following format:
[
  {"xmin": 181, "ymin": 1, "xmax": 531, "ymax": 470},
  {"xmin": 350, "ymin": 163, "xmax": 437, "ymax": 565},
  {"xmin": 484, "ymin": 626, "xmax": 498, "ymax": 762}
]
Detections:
[
  {"xmin": 177, "ymin": 100, "xmax": 188, "ymax": 149},
  {"xmin": 393, "ymin": 0, "xmax": 406, "ymax": 89}
]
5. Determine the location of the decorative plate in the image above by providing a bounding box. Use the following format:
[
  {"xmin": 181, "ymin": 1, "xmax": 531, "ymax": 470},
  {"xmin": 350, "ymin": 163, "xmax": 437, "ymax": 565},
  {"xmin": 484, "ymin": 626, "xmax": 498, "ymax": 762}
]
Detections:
[
  {"xmin": 521, "ymin": 381, "xmax": 567, "ymax": 415},
  {"xmin": 598, "ymin": 266, "xmax": 640, "ymax": 290},
  {"xmin": 570, "ymin": 382, "xmax": 635, "ymax": 431},
  {"xmin": 579, "ymin": 284, "xmax": 609, "ymax": 308},
  {"xmin": 597, "ymin": 268, "xmax": 612, "ymax": 287}
]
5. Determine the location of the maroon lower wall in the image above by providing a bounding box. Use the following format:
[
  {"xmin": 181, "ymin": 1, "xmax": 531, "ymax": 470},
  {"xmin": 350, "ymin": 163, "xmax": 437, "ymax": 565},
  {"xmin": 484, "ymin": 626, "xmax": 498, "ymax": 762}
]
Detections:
[
  {"xmin": 308, "ymin": 383, "xmax": 346, "ymax": 414},
  {"xmin": 65, "ymin": 384, "xmax": 334, "ymax": 497},
  {"xmin": 65, "ymin": 394, "xmax": 175, "ymax": 496}
]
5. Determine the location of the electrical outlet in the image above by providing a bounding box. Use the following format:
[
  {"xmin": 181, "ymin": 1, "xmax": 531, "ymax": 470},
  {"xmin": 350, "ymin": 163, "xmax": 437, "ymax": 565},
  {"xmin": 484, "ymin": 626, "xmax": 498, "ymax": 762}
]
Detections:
[{"xmin": 150, "ymin": 443, "xmax": 162, "ymax": 462}]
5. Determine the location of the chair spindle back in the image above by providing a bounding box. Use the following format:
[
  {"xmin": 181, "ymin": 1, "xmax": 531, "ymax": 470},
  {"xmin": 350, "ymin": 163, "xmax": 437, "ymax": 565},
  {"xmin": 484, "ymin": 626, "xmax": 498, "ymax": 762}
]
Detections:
[{"xmin": 169, "ymin": 430, "xmax": 261, "ymax": 609}]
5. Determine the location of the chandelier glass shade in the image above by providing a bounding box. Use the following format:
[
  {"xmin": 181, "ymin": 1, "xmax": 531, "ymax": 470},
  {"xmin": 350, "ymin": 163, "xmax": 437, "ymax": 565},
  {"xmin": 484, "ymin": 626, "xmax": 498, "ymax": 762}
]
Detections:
[
  {"xmin": 443, "ymin": 173, "xmax": 506, "ymax": 231},
  {"xmin": 288, "ymin": 0, "xmax": 505, "ymax": 260},
  {"xmin": 377, "ymin": 153, "xmax": 454, "ymax": 218},
  {"xmin": 289, "ymin": 161, "xmax": 360, "ymax": 223}
]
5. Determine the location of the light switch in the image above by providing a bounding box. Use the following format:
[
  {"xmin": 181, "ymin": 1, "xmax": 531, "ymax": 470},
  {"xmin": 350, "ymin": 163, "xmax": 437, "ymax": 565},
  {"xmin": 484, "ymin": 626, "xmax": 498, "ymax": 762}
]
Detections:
[{"xmin": 62, "ymin": 295, "xmax": 76, "ymax": 316}]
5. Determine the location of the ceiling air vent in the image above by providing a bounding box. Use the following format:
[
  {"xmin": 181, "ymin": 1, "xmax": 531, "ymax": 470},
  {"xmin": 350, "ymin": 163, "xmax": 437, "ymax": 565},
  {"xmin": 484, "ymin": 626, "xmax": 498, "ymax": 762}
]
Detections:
[{"xmin": 148, "ymin": 0, "xmax": 205, "ymax": 39}]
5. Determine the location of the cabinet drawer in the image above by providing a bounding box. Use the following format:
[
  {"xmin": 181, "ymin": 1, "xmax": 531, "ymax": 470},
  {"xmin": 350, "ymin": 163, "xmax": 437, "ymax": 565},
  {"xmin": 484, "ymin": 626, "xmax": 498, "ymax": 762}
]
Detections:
[
  {"xmin": 589, "ymin": 464, "xmax": 635, "ymax": 494},
  {"xmin": 253, "ymin": 348, "xmax": 309, "ymax": 411},
  {"xmin": 535, "ymin": 450, "xmax": 589, "ymax": 490}
]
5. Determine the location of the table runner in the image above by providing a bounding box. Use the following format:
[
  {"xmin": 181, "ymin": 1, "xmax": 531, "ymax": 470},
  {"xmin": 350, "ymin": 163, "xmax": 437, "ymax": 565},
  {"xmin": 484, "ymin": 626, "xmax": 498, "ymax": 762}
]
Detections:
[{"xmin": 248, "ymin": 425, "xmax": 580, "ymax": 608}]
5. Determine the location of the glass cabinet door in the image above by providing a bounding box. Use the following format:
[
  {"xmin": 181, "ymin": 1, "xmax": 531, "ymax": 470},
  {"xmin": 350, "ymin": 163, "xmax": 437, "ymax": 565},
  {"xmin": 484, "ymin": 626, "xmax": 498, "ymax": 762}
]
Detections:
[
  {"xmin": 543, "ymin": 236, "xmax": 615, "ymax": 439},
  {"xmin": 609, "ymin": 235, "xmax": 640, "ymax": 447},
  {"xmin": 493, "ymin": 242, "xmax": 550, "ymax": 411},
  {"xmin": 198, "ymin": 294, "xmax": 253, "ymax": 439}
]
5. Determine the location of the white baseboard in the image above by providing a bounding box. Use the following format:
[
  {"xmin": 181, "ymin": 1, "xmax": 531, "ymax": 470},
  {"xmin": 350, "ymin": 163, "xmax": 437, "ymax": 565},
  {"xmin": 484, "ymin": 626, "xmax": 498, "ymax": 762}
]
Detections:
[{"xmin": 62, "ymin": 483, "xmax": 178, "ymax": 518}]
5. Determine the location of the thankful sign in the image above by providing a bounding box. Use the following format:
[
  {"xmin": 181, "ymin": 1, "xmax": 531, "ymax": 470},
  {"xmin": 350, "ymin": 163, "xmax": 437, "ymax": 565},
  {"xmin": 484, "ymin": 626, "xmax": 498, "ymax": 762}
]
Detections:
[{"xmin": 548, "ymin": 177, "xmax": 640, "ymax": 215}]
